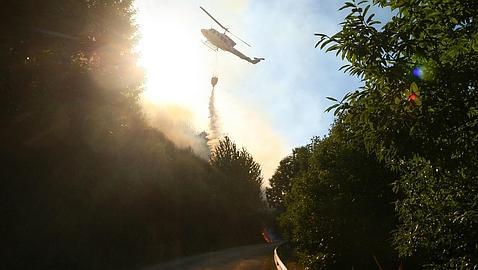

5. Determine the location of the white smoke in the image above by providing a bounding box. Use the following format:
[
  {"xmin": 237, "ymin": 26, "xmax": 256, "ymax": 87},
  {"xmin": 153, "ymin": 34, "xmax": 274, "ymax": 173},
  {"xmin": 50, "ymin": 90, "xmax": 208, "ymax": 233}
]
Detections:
[{"xmin": 141, "ymin": 99, "xmax": 210, "ymax": 160}]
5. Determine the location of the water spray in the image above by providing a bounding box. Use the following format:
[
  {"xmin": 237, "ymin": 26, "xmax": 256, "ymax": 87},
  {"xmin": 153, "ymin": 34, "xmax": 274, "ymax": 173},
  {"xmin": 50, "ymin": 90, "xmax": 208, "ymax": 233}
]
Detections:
[{"xmin": 207, "ymin": 76, "xmax": 220, "ymax": 152}]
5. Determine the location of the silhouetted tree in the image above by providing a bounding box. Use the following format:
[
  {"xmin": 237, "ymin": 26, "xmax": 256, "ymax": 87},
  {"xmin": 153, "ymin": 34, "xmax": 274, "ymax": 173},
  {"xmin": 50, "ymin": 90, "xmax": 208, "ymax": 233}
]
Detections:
[
  {"xmin": 1, "ymin": 1, "xmax": 268, "ymax": 269},
  {"xmin": 266, "ymin": 146, "xmax": 311, "ymax": 210},
  {"xmin": 210, "ymin": 136, "xmax": 264, "ymax": 213}
]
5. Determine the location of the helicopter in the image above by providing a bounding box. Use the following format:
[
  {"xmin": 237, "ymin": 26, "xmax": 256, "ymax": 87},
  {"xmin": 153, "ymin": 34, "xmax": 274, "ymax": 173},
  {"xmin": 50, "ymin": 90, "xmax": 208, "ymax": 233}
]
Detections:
[{"xmin": 200, "ymin": 6, "xmax": 264, "ymax": 64}]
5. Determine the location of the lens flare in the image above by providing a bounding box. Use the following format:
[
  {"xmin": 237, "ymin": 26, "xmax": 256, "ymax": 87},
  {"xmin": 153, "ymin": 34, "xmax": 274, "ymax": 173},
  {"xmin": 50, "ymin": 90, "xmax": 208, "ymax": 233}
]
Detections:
[
  {"xmin": 413, "ymin": 66, "xmax": 425, "ymax": 80},
  {"xmin": 408, "ymin": 92, "xmax": 418, "ymax": 102}
]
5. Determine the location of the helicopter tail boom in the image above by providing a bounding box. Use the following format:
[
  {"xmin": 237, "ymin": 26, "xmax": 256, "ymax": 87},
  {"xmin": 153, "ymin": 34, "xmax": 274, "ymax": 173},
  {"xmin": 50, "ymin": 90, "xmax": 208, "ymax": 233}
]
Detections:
[{"xmin": 229, "ymin": 47, "xmax": 264, "ymax": 64}]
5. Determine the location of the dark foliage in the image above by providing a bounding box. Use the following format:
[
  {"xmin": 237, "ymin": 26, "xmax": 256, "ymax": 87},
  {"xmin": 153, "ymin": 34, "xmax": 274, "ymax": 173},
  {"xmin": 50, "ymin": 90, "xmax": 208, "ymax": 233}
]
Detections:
[
  {"xmin": 210, "ymin": 136, "xmax": 264, "ymax": 213},
  {"xmin": 266, "ymin": 146, "xmax": 311, "ymax": 210},
  {"xmin": 1, "ymin": 1, "xmax": 265, "ymax": 269},
  {"xmin": 275, "ymin": 125, "xmax": 398, "ymax": 269}
]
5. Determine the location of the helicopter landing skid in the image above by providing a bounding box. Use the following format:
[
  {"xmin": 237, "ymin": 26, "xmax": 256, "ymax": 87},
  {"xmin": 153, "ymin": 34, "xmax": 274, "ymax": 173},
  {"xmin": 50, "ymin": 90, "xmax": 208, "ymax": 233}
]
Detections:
[{"xmin": 202, "ymin": 40, "xmax": 218, "ymax": 52}]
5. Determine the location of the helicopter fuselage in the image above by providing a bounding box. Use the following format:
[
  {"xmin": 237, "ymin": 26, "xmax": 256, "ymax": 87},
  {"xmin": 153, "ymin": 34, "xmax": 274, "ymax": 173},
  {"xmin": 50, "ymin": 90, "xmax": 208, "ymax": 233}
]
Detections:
[
  {"xmin": 199, "ymin": 6, "xmax": 264, "ymax": 64},
  {"xmin": 201, "ymin": 28, "xmax": 236, "ymax": 51},
  {"xmin": 201, "ymin": 28, "xmax": 264, "ymax": 64}
]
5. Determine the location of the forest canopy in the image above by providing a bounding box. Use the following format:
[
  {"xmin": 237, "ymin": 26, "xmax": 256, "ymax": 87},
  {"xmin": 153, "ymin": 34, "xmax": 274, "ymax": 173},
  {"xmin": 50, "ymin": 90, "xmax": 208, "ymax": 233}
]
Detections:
[{"xmin": 1, "ymin": 1, "xmax": 266, "ymax": 269}]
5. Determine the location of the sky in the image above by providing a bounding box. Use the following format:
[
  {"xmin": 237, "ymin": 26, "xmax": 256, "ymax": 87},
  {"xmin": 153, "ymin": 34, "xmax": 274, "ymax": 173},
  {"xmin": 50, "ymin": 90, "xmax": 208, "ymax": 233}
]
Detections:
[{"xmin": 133, "ymin": 0, "xmax": 389, "ymax": 183}]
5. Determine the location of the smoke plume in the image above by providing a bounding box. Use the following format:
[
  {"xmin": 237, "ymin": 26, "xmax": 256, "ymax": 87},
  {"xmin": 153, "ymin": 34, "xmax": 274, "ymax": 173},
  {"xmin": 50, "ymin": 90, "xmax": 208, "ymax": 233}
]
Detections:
[{"xmin": 141, "ymin": 100, "xmax": 210, "ymax": 160}]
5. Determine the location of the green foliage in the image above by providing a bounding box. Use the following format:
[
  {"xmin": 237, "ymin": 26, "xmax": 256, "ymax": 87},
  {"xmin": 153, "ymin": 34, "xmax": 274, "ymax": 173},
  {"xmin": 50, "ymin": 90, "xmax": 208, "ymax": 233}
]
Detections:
[
  {"xmin": 394, "ymin": 156, "xmax": 478, "ymax": 269},
  {"xmin": 279, "ymin": 125, "xmax": 398, "ymax": 269},
  {"xmin": 314, "ymin": 0, "xmax": 478, "ymax": 268}
]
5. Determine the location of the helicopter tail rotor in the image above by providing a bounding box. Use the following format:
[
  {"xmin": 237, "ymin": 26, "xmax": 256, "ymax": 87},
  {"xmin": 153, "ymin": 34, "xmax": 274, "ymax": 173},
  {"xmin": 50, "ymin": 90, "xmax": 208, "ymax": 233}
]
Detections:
[{"xmin": 251, "ymin": 57, "xmax": 265, "ymax": 64}]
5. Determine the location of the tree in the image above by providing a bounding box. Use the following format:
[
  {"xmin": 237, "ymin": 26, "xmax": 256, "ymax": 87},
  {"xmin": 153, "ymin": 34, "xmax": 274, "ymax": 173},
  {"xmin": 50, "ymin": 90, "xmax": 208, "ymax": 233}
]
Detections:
[
  {"xmin": 1, "ymin": 2, "xmax": 268, "ymax": 269},
  {"xmin": 208, "ymin": 137, "xmax": 266, "ymax": 245},
  {"xmin": 266, "ymin": 146, "xmax": 311, "ymax": 210},
  {"xmin": 2, "ymin": 2, "xmax": 145, "ymax": 267},
  {"xmin": 210, "ymin": 136, "xmax": 264, "ymax": 212},
  {"xmin": 280, "ymin": 124, "xmax": 398, "ymax": 269},
  {"xmin": 316, "ymin": 0, "xmax": 478, "ymax": 268}
]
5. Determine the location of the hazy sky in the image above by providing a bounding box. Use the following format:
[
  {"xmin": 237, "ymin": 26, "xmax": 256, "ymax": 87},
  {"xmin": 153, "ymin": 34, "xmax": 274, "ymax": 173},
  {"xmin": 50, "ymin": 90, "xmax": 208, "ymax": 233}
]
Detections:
[{"xmin": 134, "ymin": 0, "xmax": 389, "ymax": 181}]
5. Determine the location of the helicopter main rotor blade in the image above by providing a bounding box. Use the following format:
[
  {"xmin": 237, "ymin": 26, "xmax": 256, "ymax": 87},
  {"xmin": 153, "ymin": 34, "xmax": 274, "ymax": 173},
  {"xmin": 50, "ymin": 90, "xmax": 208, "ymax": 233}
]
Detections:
[
  {"xmin": 200, "ymin": 6, "xmax": 229, "ymax": 32},
  {"xmin": 229, "ymin": 31, "xmax": 252, "ymax": 47},
  {"xmin": 200, "ymin": 6, "xmax": 253, "ymax": 48}
]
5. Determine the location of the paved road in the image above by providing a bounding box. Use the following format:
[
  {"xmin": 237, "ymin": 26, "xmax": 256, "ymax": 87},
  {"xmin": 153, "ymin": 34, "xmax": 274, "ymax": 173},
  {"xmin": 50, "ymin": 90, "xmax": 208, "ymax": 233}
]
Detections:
[{"xmin": 143, "ymin": 243, "xmax": 277, "ymax": 270}]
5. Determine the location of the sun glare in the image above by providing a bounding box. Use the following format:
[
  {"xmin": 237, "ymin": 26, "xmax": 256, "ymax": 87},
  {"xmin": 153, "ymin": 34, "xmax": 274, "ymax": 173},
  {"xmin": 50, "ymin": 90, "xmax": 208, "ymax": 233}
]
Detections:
[
  {"xmin": 135, "ymin": 3, "xmax": 212, "ymax": 124},
  {"xmin": 134, "ymin": 0, "xmax": 287, "ymax": 180}
]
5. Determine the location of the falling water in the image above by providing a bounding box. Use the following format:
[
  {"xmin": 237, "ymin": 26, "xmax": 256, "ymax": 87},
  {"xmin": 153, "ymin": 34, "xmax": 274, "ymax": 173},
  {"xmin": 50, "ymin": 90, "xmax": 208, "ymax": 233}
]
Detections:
[{"xmin": 207, "ymin": 86, "xmax": 221, "ymax": 152}]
